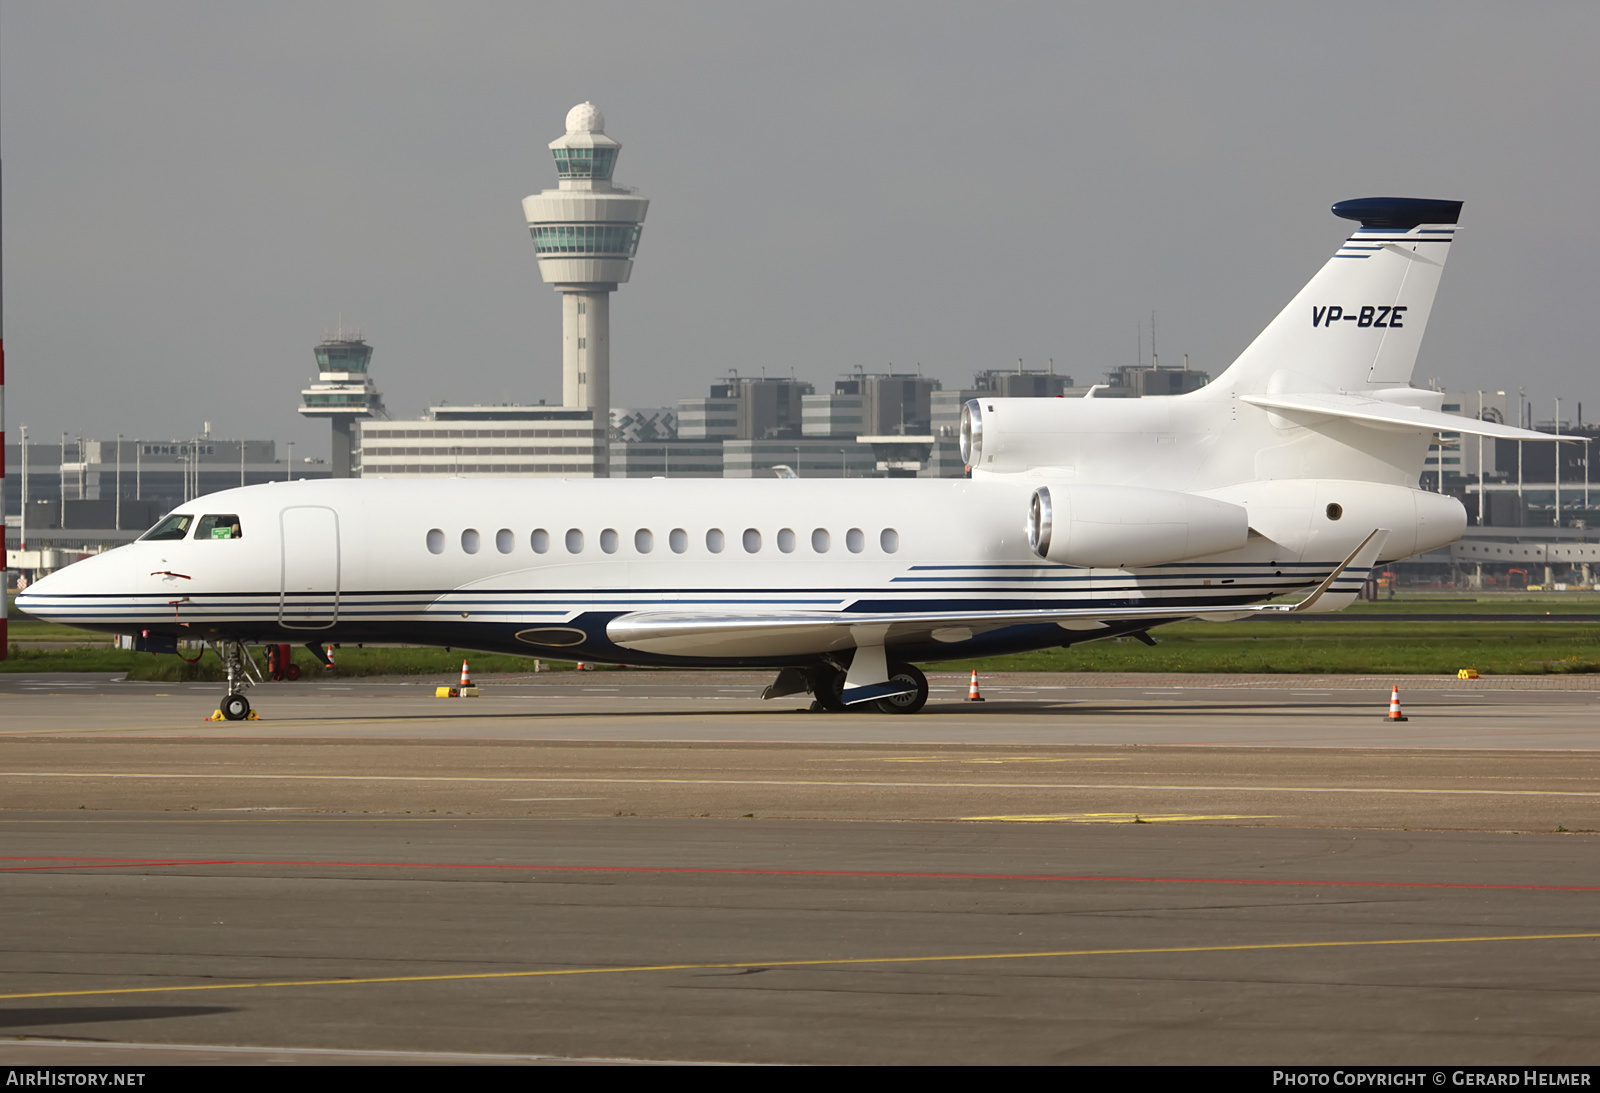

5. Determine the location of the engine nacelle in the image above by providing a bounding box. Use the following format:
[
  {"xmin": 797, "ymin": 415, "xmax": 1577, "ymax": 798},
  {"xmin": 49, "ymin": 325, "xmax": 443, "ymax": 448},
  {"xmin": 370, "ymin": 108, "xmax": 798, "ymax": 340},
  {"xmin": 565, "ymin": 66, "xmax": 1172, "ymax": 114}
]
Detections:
[
  {"xmin": 961, "ymin": 396, "xmax": 1171, "ymax": 474},
  {"xmin": 1026, "ymin": 484, "xmax": 1250, "ymax": 568}
]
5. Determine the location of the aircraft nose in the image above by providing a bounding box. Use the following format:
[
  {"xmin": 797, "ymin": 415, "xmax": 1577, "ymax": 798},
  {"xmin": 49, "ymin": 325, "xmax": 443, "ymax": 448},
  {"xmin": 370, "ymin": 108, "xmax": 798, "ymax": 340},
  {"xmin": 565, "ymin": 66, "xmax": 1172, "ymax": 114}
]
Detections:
[{"xmin": 14, "ymin": 550, "xmax": 134, "ymax": 625}]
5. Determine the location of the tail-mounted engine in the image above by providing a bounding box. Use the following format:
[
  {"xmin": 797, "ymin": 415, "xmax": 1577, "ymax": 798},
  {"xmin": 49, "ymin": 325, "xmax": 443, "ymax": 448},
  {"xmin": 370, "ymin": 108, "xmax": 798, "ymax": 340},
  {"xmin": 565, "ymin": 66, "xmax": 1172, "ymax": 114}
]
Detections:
[
  {"xmin": 961, "ymin": 397, "xmax": 1166, "ymax": 475},
  {"xmin": 1025, "ymin": 484, "xmax": 1250, "ymax": 569}
]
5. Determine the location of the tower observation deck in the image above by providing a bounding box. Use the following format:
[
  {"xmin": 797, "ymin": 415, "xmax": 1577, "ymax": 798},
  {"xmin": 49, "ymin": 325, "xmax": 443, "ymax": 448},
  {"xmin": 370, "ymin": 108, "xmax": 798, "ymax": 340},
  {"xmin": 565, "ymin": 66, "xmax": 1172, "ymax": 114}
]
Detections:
[
  {"xmin": 298, "ymin": 328, "xmax": 386, "ymax": 478},
  {"xmin": 522, "ymin": 103, "xmax": 649, "ymax": 471}
]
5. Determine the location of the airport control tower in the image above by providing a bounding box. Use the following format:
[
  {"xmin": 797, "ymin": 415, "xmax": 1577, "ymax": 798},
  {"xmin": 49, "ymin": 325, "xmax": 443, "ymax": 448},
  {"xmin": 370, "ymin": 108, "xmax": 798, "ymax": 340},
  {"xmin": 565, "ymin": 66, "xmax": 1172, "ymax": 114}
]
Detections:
[
  {"xmin": 298, "ymin": 327, "xmax": 386, "ymax": 478},
  {"xmin": 522, "ymin": 103, "xmax": 649, "ymax": 464}
]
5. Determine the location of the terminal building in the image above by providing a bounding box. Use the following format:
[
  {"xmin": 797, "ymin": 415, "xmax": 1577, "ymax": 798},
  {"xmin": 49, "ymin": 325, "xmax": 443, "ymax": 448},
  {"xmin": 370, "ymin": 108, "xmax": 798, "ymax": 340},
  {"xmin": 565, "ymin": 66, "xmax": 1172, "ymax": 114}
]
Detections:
[{"xmin": 4, "ymin": 434, "xmax": 323, "ymax": 568}]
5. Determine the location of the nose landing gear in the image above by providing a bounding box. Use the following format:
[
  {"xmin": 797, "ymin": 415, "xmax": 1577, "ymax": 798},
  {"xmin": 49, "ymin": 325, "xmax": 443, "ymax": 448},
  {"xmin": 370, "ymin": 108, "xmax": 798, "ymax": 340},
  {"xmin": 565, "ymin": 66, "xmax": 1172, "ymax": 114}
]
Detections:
[{"xmin": 209, "ymin": 640, "xmax": 264, "ymax": 721}]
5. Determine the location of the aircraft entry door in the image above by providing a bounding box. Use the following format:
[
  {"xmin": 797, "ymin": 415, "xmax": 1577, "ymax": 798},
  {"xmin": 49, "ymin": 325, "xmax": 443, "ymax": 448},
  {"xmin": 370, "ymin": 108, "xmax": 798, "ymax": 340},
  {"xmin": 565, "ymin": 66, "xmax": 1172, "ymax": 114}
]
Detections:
[{"xmin": 279, "ymin": 506, "xmax": 340, "ymax": 629}]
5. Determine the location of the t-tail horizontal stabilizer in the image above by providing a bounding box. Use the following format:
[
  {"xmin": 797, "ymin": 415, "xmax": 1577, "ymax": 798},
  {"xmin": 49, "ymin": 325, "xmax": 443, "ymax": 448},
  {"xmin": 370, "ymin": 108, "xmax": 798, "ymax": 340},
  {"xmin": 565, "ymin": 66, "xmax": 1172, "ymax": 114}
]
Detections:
[
  {"xmin": 1211, "ymin": 197, "xmax": 1463, "ymax": 395},
  {"xmin": 1241, "ymin": 392, "xmax": 1585, "ymax": 443}
]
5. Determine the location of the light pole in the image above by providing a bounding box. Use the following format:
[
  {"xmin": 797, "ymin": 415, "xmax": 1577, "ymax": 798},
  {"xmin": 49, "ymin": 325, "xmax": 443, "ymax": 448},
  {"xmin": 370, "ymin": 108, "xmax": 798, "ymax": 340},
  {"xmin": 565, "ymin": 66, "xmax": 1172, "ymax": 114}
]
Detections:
[
  {"xmin": 1476, "ymin": 390, "xmax": 1484, "ymax": 526},
  {"xmin": 1555, "ymin": 398, "xmax": 1562, "ymax": 527},
  {"xmin": 286, "ymin": 442, "xmax": 294, "ymax": 481},
  {"xmin": 19, "ymin": 425, "xmax": 27, "ymax": 553},
  {"xmin": 115, "ymin": 434, "xmax": 122, "ymax": 530},
  {"xmin": 1516, "ymin": 386, "xmax": 1526, "ymax": 525}
]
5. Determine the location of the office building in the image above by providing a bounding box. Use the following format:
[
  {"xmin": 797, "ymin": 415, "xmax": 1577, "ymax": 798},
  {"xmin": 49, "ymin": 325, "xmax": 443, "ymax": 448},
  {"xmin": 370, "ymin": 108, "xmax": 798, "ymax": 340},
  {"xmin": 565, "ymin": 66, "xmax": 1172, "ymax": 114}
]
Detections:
[{"xmin": 357, "ymin": 405, "xmax": 605, "ymax": 478}]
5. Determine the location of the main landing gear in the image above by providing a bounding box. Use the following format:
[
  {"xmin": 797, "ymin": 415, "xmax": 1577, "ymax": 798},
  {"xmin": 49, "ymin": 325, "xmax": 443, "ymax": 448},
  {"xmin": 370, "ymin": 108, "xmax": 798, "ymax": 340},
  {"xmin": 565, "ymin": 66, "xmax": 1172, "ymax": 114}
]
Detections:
[{"xmin": 802, "ymin": 661, "xmax": 929, "ymax": 714}]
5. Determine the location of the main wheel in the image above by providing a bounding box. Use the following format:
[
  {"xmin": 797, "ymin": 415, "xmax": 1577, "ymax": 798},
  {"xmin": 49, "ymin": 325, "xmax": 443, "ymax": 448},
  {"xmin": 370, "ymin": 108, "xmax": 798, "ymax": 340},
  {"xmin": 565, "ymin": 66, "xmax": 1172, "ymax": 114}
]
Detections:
[
  {"xmin": 874, "ymin": 663, "xmax": 928, "ymax": 714},
  {"xmin": 807, "ymin": 663, "xmax": 849, "ymax": 713},
  {"xmin": 221, "ymin": 693, "xmax": 251, "ymax": 721}
]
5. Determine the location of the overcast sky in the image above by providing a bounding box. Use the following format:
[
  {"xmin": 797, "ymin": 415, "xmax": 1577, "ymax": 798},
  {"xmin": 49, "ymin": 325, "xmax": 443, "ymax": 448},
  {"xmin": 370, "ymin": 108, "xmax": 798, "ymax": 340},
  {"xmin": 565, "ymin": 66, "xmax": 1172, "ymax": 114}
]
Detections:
[{"xmin": 3, "ymin": 1, "xmax": 1598, "ymax": 455}]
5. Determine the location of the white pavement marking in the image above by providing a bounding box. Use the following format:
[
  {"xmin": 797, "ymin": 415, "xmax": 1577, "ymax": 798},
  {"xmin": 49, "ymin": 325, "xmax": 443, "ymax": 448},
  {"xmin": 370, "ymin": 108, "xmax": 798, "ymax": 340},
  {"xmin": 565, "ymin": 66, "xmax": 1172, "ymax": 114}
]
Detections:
[
  {"xmin": 501, "ymin": 797, "xmax": 605, "ymax": 802},
  {"xmin": 3, "ymin": 771, "xmax": 1597, "ymax": 797}
]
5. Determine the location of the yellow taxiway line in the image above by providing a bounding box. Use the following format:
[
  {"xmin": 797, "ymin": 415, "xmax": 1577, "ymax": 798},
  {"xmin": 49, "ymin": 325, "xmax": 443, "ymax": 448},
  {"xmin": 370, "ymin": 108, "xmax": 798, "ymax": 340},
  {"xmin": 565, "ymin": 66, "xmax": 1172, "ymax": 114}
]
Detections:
[{"xmin": 3, "ymin": 932, "xmax": 1598, "ymax": 1003}]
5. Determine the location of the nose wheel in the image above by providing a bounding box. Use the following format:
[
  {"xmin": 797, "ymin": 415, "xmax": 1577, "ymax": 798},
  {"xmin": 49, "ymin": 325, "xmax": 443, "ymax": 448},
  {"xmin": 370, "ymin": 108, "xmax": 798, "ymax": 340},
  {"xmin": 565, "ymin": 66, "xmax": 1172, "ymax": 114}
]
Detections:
[{"xmin": 210, "ymin": 640, "xmax": 264, "ymax": 722}]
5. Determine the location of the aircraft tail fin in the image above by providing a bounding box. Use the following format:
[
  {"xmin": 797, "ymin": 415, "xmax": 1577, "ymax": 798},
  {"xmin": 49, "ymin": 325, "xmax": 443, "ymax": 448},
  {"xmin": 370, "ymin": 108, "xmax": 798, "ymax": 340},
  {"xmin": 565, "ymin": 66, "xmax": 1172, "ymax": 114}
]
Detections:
[{"xmin": 1205, "ymin": 197, "xmax": 1462, "ymax": 396}]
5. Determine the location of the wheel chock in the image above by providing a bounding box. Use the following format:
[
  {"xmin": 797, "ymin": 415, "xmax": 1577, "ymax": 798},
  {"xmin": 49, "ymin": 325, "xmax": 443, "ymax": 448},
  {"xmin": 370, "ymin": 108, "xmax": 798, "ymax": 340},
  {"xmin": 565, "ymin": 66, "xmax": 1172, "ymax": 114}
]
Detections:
[
  {"xmin": 459, "ymin": 686, "xmax": 479, "ymax": 697},
  {"xmin": 207, "ymin": 710, "xmax": 225, "ymax": 721},
  {"xmin": 1457, "ymin": 668, "xmax": 1479, "ymax": 679},
  {"xmin": 246, "ymin": 710, "xmax": 260, "ymax": 720},
  {"xmin": 436, "ymin": 686, "xmax": 460, "ymax": 698}
]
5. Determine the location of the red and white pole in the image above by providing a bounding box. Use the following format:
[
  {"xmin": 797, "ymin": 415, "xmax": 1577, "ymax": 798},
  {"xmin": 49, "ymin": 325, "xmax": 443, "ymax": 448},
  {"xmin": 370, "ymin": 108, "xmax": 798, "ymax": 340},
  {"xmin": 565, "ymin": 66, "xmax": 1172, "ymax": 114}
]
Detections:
[
  {"xmin": 1, "ymin": 157, "xmax": 8, "ymax": 660},
  {"xmin": 1, "ymin": 336, "xmax": 7, "ymax": 661}
]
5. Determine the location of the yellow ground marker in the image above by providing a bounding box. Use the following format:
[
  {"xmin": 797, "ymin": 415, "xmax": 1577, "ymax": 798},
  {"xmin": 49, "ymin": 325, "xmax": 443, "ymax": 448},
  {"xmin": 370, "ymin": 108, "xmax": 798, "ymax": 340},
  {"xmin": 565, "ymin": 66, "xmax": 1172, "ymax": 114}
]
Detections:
[{"xmin": 2, "ymin": 932, "xmax": 1595, "ymax": 1003}]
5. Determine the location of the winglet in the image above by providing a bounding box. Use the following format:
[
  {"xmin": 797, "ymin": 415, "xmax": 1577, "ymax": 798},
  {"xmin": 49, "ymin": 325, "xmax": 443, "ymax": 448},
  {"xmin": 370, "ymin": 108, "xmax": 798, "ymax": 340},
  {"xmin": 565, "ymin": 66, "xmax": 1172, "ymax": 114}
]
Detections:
[{"xmin": 1269, "ymin": 528, "xmax": 1389, "ymax": 613}]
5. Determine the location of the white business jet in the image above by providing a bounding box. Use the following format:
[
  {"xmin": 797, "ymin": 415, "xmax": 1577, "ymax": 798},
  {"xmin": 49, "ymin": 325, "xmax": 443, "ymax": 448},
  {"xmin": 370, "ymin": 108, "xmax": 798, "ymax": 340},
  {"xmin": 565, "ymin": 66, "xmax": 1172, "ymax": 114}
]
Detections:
[{"xmin": 17, "ymin": 197, "xmax": 1572, "ymax": 719}]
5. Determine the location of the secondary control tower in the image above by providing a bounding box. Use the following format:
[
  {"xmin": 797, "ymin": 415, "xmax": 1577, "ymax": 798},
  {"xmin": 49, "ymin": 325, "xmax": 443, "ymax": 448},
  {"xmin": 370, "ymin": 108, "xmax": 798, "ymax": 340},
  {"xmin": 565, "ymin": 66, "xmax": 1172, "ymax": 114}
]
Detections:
[
  {"xmin": 298, "ymin": 327, "xmax": 386, "ymax": 478},
  {"xmin": 522, "ymin": 103, "xmax": 649, "ymax": 461}
]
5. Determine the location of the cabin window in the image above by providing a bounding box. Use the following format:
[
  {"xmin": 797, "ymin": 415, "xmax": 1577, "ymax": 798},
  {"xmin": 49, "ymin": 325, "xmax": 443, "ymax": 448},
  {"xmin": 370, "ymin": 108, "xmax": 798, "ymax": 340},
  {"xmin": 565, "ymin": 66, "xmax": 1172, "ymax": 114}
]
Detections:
[
  {"xmin": 669, "ymin": 528, "xmax": 688, "ymax": 553},
  {"xmin": 811, "ymin": 528, "xmax": 830, "ymax": 553},
  {"xmin": 531, "ymin": 528, "xmax": 550, "ymax": 554},
  {"xmin": 846, "ymin": 527, "xmax": 865, "ymax": 553},
  {"xmin": 196, "ymin": 514, "xmax": 242, "ymax": 540},
  {"xmin": 743, "ymin": 528, "xmax": 762, "ymax": 553},
  {"xmin": 600, "ymin": 528, "xmax": 619, "ymax": 554},
  {"xmin": 565, "ymin": 528, "xmax": 585, "ymax": 553},
  {"xmin": 426, "ymin": 528, "xmax": 445, "ymax": 554},
  {"xmin": 706, "ymin": 528, "xmax": 725, "ymax": 553},
  {"xmin": 777, "ymin": 528, "xmax": 796, "ymax": 553},
  {"xmin": 635, "ymin": 529, "xmax": 654, "ymax": 553},
  {"xmin": 141, "ymin": 513, "xmax": 195, "ymax": 541},
  {"xmin": 462, "ymin": 529, "xmax": 481, "ymax": 554},
  {"xmin": 496, "ymin": 529, "xmax": 515, "ymax": 554},
  {"xmin": 880, "ymin": 528, "xmax": 899, "ymax": 553}
]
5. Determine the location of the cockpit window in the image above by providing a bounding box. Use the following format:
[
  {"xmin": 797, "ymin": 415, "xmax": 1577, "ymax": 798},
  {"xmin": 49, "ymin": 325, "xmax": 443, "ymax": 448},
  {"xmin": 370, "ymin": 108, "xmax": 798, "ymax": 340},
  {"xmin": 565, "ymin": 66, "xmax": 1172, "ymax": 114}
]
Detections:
[
  {"xmin": 141, "ymin": 513, "xmax": 195, "ymax": 541},
  {"xmin": 197, "ymin": 515, "xmax": 243, "ymax": 540}
]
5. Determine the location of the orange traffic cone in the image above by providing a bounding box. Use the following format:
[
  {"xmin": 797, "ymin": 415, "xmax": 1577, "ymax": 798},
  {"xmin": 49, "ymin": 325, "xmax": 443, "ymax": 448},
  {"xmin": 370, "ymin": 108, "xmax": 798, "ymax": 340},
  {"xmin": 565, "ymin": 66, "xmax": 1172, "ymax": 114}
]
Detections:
[
  {"xmin": 324, "ymin": 646, "xmax": 337, "ymax": 672},
  {"xmin": 967, "ymin": 670, "xmax": 985, "ymax": 702},
  {"xmin": 576, "ymin": 661, "xmax": 592, "ymax": 671},
  {"xmin": 1385, "ymin": 685, "xmax": 1408, "ymax": 722},
  {"xmin": 457, "ymin": 658, "xmax": 479, "ymax": 697}
]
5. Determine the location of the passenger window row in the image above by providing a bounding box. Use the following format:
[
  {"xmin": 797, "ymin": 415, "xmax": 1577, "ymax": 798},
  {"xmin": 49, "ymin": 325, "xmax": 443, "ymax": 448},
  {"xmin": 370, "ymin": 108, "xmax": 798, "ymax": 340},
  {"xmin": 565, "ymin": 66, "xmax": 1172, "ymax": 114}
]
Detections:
[{"xmin": 425, "ymin": 526, "xmax": 900, "ymax": 556}]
